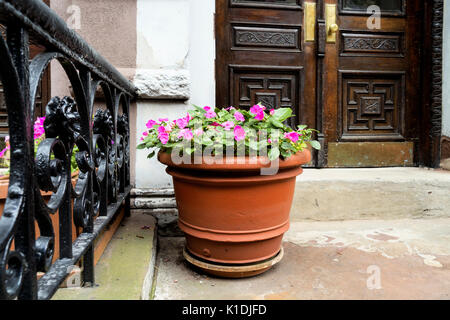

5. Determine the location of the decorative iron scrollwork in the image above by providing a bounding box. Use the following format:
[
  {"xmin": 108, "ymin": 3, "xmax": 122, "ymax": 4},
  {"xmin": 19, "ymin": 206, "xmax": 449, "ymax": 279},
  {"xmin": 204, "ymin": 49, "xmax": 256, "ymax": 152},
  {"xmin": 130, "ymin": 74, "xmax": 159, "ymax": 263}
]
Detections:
[{"xmin": 0, "ymin": 0, "xmax": 133, "ymax": 300}]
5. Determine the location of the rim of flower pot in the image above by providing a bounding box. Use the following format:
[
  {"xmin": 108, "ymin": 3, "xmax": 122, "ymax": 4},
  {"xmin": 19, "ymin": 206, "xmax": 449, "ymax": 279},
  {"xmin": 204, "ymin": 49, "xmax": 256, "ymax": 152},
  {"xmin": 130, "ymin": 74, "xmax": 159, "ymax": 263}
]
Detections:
[{"xmin": 157, "ymin": 148, "xmax": 311, "ymax": 172}]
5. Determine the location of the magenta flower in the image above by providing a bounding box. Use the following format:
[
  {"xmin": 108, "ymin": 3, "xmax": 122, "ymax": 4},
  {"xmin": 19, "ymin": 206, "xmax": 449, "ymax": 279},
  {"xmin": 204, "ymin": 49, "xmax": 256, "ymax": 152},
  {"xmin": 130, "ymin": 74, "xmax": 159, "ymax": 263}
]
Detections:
[
  {"xmin": 268, "ymin": 138, "xmax": 272, "ymax": 144},
  {"xmin": 205, "ymin": 110, "xmax": 217, "ymax": 119},
  {"xmin": 270, "ymin": 109, "xmax": 275, "ymax": 116},
  {"xmin": 254, "ymin": 111, "xmax": 265, "ymax": 121},
  {"xmin": 234, "ymin": 125, "xmax": 246, "ymax": 142},
  {"xmin": 177, "ymin": 129, "xmax": 194, "ymax": 141},
  {"xmin": 284, "ymin": 132, "xmax": 300, "ymax": 143},
  {"xmin": 211, "ymin": 122, "xmax": 221, "ymax": 127},
  {"xmin": 204, "ymin": 106, "xmax": 211, "ymax": 111},
  {"xmin": 250, "ymin": 104, "xmax": 266, "ymax": 115},
  {"xmin": 176, "ymin": 117, "xmax": 188, "ymax": 129},
  {"xmin": 158, "ymin": 118, "xmax": 169, "ymax": 123},
  {"xmin": 0, "ymin": 147, "xmax": 8, "ymax": 158},
  {"xmin": 146, "ymin": 119, "xmax": 157, "ymax": 128},
  {"xmin": 234, "ymin": 111, "xmax": 244, "ymax": 122},
  {"xmin": 158, "ymin": 132, "xmax": 169, "ymax": 145},
  {"xmin": 157, "ymin": 126, "xmax": 166, "ymax": 134},
  {"xmin": 221, "ymin": 121, "xmax": 235, "ymax": 131},
  {"xmin": 33, "ymin": 116, "xmax": 46, "ymax": 140},
  {"xmin": 225, "ymin": 106, "xmax": 235, "ymax": 111}
]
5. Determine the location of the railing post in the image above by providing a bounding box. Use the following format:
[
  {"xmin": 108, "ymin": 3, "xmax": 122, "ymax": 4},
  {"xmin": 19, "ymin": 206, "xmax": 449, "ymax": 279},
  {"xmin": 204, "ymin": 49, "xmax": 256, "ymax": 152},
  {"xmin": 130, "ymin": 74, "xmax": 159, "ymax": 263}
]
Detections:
[
  {"xmin": 79, "ymin": 69, "xmax": 95, "ymax": 286},
  {"xmin": 7, "ymin": 23, "xmax": 37, "ymax": 300}
]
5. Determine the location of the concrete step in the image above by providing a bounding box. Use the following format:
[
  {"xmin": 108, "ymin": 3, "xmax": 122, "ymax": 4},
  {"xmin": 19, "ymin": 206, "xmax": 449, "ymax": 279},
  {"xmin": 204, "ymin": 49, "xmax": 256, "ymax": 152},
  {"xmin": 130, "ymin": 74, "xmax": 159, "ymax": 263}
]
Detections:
[
  {"xmin": 131, "ymin": 168, "xmax": 450, "ymax": 225},
  {"xmin": 292, "ymin": 167, "xmax": 450, "ymax": 221},
  {"xmin": 52, "ymin": 212, "xmax": 157, "ymax": 300},
  {"xmin": 154, "ymin": 218, "xmax": 450, "ymax": 300}
]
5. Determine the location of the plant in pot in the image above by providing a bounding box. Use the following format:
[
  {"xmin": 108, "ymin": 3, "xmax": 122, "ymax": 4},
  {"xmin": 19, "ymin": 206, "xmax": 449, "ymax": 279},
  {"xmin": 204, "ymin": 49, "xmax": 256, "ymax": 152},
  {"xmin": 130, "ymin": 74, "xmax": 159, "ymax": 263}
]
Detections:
[
  {"xmin": 138, "ymin": 104, "xmax": 320, "ymax": 278},
  {"xmin": 0, "ymin": 115, "xmax": 80, "ymax": 263}
]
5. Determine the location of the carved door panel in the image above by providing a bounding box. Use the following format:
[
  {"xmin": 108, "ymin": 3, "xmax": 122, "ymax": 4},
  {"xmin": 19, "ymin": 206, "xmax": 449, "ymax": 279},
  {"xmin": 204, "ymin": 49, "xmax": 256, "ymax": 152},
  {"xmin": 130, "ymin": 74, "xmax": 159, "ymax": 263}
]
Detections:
[
  {"xmin": 321, "ymin": 0, "xmax": 422, "ymax": 167},
  {"xmin": 216, "ymin": 0, "xmax": 424, "ymax": 167},
  {"xmin": 216, "ymin": 0, "xmax": 317, "ymax": 134}
]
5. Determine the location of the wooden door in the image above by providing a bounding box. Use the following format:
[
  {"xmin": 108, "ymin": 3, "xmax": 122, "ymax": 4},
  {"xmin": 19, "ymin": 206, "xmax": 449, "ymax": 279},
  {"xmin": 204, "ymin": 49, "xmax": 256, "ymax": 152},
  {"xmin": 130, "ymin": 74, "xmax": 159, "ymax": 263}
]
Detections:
[
  {"xmin": 216, "ymin": 0, "xmax": 424, "ymax": 167},
  {"xmin": 215, "ymin": 0, "xmax": 316, "ymax": 132},
  {"xmin": 320, "ymin": 0, "xmax": 422, "ymax": 167}
]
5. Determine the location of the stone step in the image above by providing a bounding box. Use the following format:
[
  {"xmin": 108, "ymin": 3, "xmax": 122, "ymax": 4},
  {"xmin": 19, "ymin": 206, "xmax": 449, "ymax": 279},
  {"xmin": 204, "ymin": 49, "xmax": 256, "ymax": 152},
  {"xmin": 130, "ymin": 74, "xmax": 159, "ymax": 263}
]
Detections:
[
  {"xmin": 52, "ymin": 212, "xmax": 157, "ymax": 300},
  {"xmin": 132, "ymin": 168, "xmax": 450, "ymax": 225},
  {"xmin": 291, "ymin": 167, "xmax": 450, "ymax": 221}
]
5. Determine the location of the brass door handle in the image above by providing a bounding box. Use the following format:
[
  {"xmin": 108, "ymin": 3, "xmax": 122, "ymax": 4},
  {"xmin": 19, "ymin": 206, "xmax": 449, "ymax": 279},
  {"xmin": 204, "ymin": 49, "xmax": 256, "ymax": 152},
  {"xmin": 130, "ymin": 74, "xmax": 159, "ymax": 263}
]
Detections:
[
  {"xmin": 328, "ymin": 23, "xmax": 339, "ymax": 35},
  {"xmin": 326, "ymin": 4, "xmax": 338, "ymax": 43}
]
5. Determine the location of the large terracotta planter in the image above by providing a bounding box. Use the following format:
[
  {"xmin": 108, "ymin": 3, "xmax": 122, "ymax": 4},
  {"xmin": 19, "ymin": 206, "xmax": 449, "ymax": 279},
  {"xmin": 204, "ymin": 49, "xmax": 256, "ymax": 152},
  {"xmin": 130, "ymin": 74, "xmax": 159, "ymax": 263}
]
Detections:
[{"xmin": 158, "ymin": 149, "xmax": 311, "ymax": 277}]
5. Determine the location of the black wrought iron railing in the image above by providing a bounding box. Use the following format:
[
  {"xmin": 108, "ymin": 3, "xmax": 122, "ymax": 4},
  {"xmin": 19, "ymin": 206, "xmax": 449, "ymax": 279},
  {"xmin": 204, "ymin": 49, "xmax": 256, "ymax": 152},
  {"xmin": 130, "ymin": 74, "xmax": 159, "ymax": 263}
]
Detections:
[{"xmin": 0, "ymin": 0, "xmax": 135, "ymax": 299}]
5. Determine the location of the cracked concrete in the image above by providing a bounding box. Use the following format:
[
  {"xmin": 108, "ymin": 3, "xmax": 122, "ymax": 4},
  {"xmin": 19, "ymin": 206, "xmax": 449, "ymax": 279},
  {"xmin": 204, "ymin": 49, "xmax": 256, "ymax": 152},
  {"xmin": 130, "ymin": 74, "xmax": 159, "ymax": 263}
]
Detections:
[{"xmin": 154, "ymin": 219, "xmax": 450, "ymax": 300}]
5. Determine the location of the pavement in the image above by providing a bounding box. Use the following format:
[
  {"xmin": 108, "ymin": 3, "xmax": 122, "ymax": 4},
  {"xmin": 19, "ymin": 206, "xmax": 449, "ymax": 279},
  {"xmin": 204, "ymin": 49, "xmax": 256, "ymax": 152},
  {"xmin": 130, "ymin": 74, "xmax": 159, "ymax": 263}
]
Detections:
[
  {"xmin": 52, "ymin": 212, "xmax": 157, "ymax": 300},
  {"xmin": 154, "ymin": 219, "xmax": 450, "ymax": 300}
]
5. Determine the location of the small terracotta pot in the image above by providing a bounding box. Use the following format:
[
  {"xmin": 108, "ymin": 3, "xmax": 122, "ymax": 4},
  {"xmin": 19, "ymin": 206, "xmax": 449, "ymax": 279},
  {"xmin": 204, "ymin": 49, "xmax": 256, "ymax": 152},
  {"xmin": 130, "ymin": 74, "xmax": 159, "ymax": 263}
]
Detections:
[{"xmin": 158, "ymin": 150, "xmax": 311, "ymax": 276}]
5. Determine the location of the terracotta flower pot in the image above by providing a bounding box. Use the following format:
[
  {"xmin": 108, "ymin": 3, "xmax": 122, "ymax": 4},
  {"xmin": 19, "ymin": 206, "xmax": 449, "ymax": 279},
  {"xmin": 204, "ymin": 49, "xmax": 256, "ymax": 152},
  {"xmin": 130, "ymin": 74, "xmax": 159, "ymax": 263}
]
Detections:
[{"xmin": 158, "ymin": 149, "xmax": 311, "ymax": 277}]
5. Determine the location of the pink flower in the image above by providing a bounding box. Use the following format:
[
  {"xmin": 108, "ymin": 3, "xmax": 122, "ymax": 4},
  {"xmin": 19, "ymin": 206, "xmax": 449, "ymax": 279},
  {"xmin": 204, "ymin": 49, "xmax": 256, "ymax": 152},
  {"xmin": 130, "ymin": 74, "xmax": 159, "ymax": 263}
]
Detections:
[
  {"xmin": 234, "ymin": 111, "xmax": 245, "ymax": 122},
  {"xmin": 250, "ymin": 104, "xmax": 266, "ymax": 115},
  {"xmin": 211, "ymin": 122, "xmax": 221, "ymax": 127},
  {"xmin": 284, "ymin": 132, "xmax": 300, "ymax": 143},
  {"xmin": 268, "ymin": 139, "xmax": 272, "ymax": 144},
  {"xmin": 254, "ymin": 111, "xmax": 265, "ymax": 121},
  {"xmin": 146, "ymin": 119, "xmax": 157, "ymax": 128},
  {"xmin": 205, "ymin": 110, "xmax": 217, "ymax": 119},
  {"xmin": 221, "ymin": 121, "xmax": 235, "ymax": 131},
  {"xmin": 0, "ymin": 147, "xmax": 8, "ymax": 158},
  {"xmin": 177, "ymin": 129, "xmax": 194, "ymax": 141},
  {"xmin": 270, "ymin": 109, "xmax": 275, "ymax": 116},
  {"xmin": 158, "ymin": 132, "xmax": 169, "ymax": 145},
  {"xmin": 225, "ymin": 106, "xmax": 235, "ymax": 111},
  {"xmin": 158, "ymin": 118, "xmax": 169, "ymax": 123},
  {"xmin": 157, "ymin": 126, "xmax": 166, "ymax": 134},
  {"xmin": 203, "ymin": 106, "xmax": 211, "ymax": 111},
  {"xmin": 176, "ymin": 117, "xmax": 188, "ymax": 129},
  {"xmin": 194, "ymin": 128, "xmax": 203, "ymax": 136},
  {"xmin": 234, "ymin": 125, "xmax": 246, "ymax": 142},
  {"xmin": 142, "ymin": 131, "xmax": 148, "ymax": 137},
  {"xmin": 164, "ymin": 122, "xmax": 174, "ymax": 132}
]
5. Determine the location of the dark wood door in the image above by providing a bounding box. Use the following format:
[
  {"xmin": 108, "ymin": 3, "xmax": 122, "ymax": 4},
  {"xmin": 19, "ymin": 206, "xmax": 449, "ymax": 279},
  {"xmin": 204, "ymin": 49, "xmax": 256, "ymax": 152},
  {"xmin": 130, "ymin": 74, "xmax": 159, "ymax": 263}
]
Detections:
[
  {"xmin": 215, "ymin": 0, "xmax": 316, "ymax": 131},
  {"xmin": 216, "ymin": 0, "xmax": 424, "ymax": 167},
  {"xmin": 320, "ymin": 0, "xmax": 422, "ymax": 167}
]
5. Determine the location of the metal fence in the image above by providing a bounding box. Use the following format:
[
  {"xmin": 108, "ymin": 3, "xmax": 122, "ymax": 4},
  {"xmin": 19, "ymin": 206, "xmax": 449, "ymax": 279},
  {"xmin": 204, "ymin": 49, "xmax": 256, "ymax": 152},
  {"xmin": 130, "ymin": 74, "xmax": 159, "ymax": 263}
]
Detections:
[{"xmin": 0, "ymin": 0, "xmax": 135, "ymax": 300}]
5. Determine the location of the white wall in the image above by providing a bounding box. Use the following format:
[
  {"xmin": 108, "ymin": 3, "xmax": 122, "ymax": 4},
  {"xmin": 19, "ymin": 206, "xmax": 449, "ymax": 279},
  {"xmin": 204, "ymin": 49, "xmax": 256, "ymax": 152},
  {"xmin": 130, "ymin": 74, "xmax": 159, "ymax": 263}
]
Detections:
[
  {"xmin": 134, "ymin": 0, "xmax": 215, "ymax": 188},
  {"xmin": 443, "ymin": 0, "xmax": 450, "ymax": 138}
]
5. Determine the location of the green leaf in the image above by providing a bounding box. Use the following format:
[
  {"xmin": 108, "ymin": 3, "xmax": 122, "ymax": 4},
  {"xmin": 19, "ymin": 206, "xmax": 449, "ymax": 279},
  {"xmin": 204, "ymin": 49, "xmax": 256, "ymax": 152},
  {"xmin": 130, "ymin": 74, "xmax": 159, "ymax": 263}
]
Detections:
[
  {"xmin": 310, "ymin": 140, "xmax": 321, "ymax": 150},
  {"xmin": 297, "ymin": 124, "xmax": 307, "ymax": 131},
  {"xmin": 269, "ymin": 117, "xmax": 284, "ymax": 129},
  {"xmin": 147, "ymin": 150, "xmax": 156, "ymax": 159},
  {"xmin": 137, "ymin": 143, "xmax": 146, "ymax": 149},
  {"xmin": 273, "ymin": 108, "xmax": 292, "ymax": 122},
  {"xmin": 249, "ymin": 141, "xmax": 258, "ymax": 150},
  {"xmin": 268, "ymin": 147, "xmax": 280, "ymax": 161},
  {"xmin": 192, "ymin": 104, "xmax": 206, "ymax": 114},
  {"xmin": 281, "ymin": 142, "xmax": 292, "ymax": 150}
]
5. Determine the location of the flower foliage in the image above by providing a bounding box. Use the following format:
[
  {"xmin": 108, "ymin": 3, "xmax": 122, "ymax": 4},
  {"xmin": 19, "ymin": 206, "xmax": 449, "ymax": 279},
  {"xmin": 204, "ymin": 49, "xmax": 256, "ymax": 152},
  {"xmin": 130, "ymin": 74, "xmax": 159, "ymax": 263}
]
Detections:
[
  {"xmin": 137, "ymin": 104, "xmax": 321, "ymax": 161},
  {"xmin": 0, "ymin": 116, "xmax": 79, "ymax": 174}
]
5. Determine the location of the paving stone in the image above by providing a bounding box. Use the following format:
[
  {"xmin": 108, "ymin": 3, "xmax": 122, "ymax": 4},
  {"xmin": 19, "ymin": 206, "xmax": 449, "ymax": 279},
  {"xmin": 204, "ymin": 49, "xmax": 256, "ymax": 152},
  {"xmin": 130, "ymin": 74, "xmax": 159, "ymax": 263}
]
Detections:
[{"xmin": 154, "ymin": 219, "xmax": 450, "ymax": 300}]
